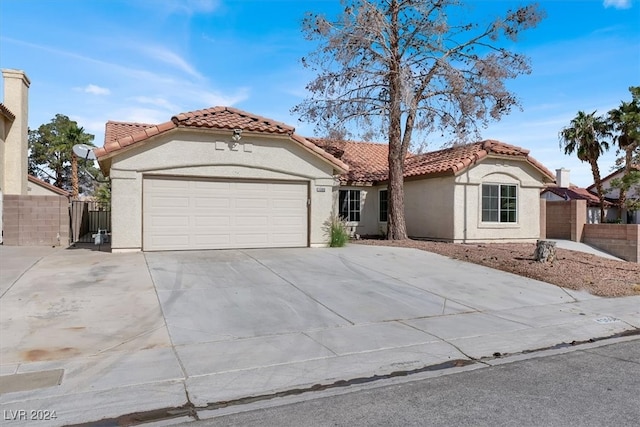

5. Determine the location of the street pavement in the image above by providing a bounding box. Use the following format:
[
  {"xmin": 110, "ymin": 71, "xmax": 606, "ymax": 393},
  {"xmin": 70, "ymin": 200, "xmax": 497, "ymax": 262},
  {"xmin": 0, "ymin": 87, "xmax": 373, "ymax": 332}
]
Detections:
[
  {"xmin": 0, "ymin": 244, "xmax": 638, "ymax": 426},
  {"xmin": 186, "ymin": 337, "xmax": 640, "ymax": 427}
]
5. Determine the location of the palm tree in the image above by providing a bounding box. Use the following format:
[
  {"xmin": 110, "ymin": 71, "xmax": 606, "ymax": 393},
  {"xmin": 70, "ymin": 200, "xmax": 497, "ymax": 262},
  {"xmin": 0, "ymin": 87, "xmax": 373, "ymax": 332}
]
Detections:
[
  {"xmin": 559, "ymin": 111, "xmax": 611, "ymax": 222},
  {"xmin": 608, "ymin": 87, "xmax": 640, "ymax": 222}
]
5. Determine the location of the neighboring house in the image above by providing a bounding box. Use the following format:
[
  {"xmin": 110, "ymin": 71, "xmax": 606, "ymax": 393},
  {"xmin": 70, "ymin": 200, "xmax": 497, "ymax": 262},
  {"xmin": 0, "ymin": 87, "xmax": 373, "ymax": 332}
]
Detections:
[
  {"xmin": 586, "ymin": 165, "xmax": 640, "ymax": 224},
  {"xmin": 313, "ymin": 138, "xmax": 555, "ymax": 242},
  {"xmin": 1, "ymin": 69, "xmax": 70, "ymax": 246},
  {"xmin": 27, "ymin": 175, "xmax": 71, "ymax": 198},
  {"xmin": 95, "ymin": 107, "xmax": 349, "ymax": 252},
  {"xmin": 1, "ymin": 69, "xmax": 31, "ymax": 244},
  {"xmin": 541, "ymin": 168, "xmax": 615, "ymax": 224}
]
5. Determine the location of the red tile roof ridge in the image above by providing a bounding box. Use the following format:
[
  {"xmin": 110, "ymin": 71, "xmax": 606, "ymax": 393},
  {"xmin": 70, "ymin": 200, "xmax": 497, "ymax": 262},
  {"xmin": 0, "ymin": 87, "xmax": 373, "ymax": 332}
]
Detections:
[
  {"xmin": 95, "ymin": 109, "xmax": 347, "ymax": 172},
  {"xmin": 28, "ymin": 175, "xmax": 71, "ymax": 197},
  {"xmin": 172, "ymin": 106, "xmax": 294, "ymax": 134}
]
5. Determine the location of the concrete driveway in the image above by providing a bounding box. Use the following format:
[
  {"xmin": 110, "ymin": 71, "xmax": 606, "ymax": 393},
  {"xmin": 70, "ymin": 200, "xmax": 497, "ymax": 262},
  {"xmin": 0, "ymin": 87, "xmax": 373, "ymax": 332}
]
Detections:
[{"xmin": 1, "ymin": 244, "xmax": 638, "ymax": 426}]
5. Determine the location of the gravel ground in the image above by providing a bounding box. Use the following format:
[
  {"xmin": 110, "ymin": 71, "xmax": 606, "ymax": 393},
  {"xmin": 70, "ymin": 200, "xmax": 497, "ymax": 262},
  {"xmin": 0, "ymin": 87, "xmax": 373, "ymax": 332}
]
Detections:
[{"xmin": 355, "ymin": 239, "xmax": 640, "ymax": 297}]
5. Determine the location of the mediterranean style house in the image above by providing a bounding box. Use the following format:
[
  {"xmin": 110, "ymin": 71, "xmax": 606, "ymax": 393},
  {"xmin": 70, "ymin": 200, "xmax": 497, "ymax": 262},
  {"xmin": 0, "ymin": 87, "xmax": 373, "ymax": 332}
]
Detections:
[{"xmin": 96, "ymin": 107, "xmax": 554, "ymax": 252}]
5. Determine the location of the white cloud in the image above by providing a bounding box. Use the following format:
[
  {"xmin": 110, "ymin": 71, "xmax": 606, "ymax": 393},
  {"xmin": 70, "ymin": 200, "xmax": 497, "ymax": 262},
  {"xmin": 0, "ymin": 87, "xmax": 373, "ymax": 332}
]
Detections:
[
  {"xmin": 113, "ymin": 107, "xmax": 169, "ymax": 126},
  {"xmin": 196, "ymin": 87, "xmax": 250, "ymax": 107},
  {"xmin": 130, "ymin": 96, "xmax": 179, "ymax": 111},
  {"xmin": 137, "ymin": 0, "xmax": 219, "ymax": 16},
  {"xmin": 603, "ymin": 0, "xmax": 632, "ymax": 9},
  {"xmin": 133, "ymin": 44, "xmax": 203, "ymax": 79},
  {"xmin": 80, "ymin": 84, "xmax": 110, "ymax": 96}
]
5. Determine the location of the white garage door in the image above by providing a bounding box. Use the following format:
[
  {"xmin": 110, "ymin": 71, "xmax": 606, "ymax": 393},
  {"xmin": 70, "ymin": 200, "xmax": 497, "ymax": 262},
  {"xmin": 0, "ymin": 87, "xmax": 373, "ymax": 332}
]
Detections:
[{"xmin": 143, "ymin": 177, "xmax": 308, "ymax": 251}]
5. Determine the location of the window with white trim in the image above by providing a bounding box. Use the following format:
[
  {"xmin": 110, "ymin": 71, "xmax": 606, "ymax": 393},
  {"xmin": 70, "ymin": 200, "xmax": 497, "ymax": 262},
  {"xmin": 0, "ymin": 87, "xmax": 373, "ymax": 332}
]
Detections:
[
  {"xmin": 482, "ymin": 184, "xmax": 517, "ymax": 223},
  {"xmin": 379, "ymin": 189, "xmax": 388, "ymax": 222},
  {"xmin": 339, "ymin": 190, "xmax": 361, "ymax": 222}
]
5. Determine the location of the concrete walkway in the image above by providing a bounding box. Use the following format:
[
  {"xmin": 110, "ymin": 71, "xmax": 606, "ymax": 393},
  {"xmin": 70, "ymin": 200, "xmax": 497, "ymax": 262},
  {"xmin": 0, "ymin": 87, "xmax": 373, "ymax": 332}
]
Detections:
[
  {"xmin": 553, "ymin": 239, "xmax": 623, "ymax": 261},
  {"xmin": 0, "ymin": 245, "xmax": 638, "ymax": 426}
]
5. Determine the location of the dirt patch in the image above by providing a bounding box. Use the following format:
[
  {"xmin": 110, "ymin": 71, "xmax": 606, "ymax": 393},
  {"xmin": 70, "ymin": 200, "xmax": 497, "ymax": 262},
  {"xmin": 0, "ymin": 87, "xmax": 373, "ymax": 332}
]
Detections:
[{"xmin": 355, "ymin": 239, "xmax": 640, "ymax": 298}]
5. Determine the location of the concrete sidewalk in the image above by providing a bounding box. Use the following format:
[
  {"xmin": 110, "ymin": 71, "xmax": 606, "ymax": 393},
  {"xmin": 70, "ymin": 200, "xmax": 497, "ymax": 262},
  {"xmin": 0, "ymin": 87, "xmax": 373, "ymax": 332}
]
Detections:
[
  {"xmin": 553, "ymin": 239, "xmax": 623, "ymax": 261},
  {"xmin": 0, "ymin": 245, "xmax": 638, "ymax": 426}
]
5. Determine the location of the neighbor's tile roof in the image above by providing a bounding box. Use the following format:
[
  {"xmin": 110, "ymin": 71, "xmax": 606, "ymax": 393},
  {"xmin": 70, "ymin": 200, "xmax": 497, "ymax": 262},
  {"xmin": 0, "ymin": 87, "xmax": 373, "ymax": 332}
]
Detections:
[
  {"xmin": 95, "ymin": 107, "xmax": 348, "ymax": 173},
  {"xmin": 586, "ymin": 164, "xmax": 640, "ymax": 192},
  {"xmin": 311, "ymin": 139, "xmax": 555, "ymax": 184},
  {"xmin": 0, "ymin": 103, "xmax": 15, "ymax": 121},
  {"xmin": 541, "ymin": 185, "xmax": 608, "ymax": 206},
  {"xmin": 28, "ymin": 175, "xmax": 71, "ymax": 197}
]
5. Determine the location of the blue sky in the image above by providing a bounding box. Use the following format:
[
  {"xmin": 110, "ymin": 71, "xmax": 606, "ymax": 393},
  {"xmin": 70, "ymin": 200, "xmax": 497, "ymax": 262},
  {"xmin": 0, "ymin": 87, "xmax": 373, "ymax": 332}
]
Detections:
[{"xmin": 1, "ymin": 0, "xmax": 638, "ymax": 187}]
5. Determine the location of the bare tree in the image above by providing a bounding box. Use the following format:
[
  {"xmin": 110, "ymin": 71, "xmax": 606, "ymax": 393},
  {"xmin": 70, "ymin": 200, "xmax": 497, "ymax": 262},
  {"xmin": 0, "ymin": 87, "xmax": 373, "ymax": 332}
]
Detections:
[{"xmin": 293, "ymin": 0, "xmax": 545, "ymax": 239}]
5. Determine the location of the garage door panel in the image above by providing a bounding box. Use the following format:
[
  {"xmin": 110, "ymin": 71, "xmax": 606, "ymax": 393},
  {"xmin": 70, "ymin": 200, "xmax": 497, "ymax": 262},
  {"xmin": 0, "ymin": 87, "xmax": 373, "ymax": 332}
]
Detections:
[
  {"xmin": 194, "ymin": 197, "xmax": 231, "ymax": 208},
  {"xmin": 193, "ymin": 234, "xmax": 231, "ymax": 245},
  {"xmin": 151, "ymin": 196, "xmax": 190, "ymax": 208},
  {"xmin": 193, "ymin": 216, "xmax": 231, "ymax": 227},
  {"xmin": 150, "ymin": 216, "xmax": 191, "ymax": 228},
  {"xmin": 144, "ymin": 178, "xmax": 308, "ymax": 251}
]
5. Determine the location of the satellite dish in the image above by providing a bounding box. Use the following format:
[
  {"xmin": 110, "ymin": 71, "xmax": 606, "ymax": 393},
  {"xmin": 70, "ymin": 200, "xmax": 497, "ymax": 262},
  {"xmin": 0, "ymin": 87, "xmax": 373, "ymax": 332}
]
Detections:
[{"xmin": 72, "ymin": 144, "xmax": 97, "ymax": 161}]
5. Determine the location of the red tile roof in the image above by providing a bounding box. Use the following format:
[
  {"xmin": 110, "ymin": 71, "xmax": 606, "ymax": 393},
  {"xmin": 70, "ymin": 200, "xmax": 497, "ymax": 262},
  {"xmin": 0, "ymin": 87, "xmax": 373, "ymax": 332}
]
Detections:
[
  {"xmin": 104, "ymin": 121, "xmax": 154, "ymax": 147},
  {"xmin": 28, "ymin": 175, "xmax": 71, "ymax": 197},
  {"xmin": 95, "ymin": 107, "xmax": 348, "ymax": 173},
  {"xmin": 308, "ymin": 138, "xmax": 391, "ymax": 183},
  {"xmin": 311, "ymin": 139, "xmax": 555, "ymax": 184},
  {"xmin": 404, "ymin": 140, "xmax": 554, "ymax": 179},
  {"xmin": 173, "ymin": 106, "xmax": 294, "ymax": 134}
]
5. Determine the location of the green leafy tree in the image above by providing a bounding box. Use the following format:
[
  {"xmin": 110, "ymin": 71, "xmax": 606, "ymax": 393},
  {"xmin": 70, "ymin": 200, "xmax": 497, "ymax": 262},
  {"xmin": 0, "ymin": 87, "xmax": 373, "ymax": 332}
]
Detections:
[
  {"xmin": 28, "ymin": 114, "xmax": 96, "ymax": 197},
  {"xmin": 608, "ymin": 86, "xmax": 640, "ymax": 222},
  {"xmin": 293, "ymin": 0, "xmax": 545, "ymax": 240},
  {"xmin": 559, "ymin": 111, "xmax": 611, "ymax": 222}
]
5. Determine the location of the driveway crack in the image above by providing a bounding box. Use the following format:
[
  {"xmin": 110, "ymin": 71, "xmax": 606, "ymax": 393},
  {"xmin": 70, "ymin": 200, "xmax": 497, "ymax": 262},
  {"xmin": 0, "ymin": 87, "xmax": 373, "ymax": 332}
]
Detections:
[{"xmin": 240, "ymin": 251, "xmax": 355, "ymax": 326}]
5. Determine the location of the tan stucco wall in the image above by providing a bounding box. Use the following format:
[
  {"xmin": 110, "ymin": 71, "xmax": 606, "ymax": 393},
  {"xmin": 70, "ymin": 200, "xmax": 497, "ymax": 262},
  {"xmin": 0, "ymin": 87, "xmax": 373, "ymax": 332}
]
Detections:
[
  {"xmin": 405, "ymin": 177, "xmax": 456, "ymax": 240},
  {"xmin": 27, "ymin": 181, "xmax": 64, "ymax": 196},
  {"xmin": 107, "ymin": 130, "xmax": 339, "ymax": 251},
  {"xmin": 452, "ymin": 158, "xmax": 546, "ymax": 242}
]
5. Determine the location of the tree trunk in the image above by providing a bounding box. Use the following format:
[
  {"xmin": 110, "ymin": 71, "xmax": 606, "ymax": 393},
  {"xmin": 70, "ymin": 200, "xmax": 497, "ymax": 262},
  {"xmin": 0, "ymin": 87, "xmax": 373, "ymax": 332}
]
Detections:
[
  {"xmin": 71, "ymin": 153, "xmax": 79, "ymax": 199},
  {"xmin": 385, "ymin": 0, "xmax": 408, "ymax": 241},
  {"xmin": 589, "ymin": 159, "xmax": 606, "ymax": 223},
  {"xmin": 618, "ymin": 147, "xmax": 633, "ymax": 223},
  {"xmin": 534, "ymin": 240, "xmax": 556, "ymax": 263}
]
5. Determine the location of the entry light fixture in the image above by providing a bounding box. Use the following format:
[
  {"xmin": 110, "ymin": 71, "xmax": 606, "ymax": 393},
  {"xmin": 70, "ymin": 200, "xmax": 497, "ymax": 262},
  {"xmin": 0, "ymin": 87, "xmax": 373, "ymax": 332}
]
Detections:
[{"xmin": 232, "ymin": 129, "xmax": 242, "ymax": 142}]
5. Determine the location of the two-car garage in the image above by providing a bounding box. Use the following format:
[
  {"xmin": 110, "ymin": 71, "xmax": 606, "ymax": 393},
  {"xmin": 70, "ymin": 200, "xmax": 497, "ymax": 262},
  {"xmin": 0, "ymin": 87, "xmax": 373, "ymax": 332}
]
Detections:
[
  {"xmin": 95, "ymin": 106, "xmax": 347, "ymax": 252},
  {"xmin": 143, "ymin": 177, "xmax": 309, "ymax": 251}
]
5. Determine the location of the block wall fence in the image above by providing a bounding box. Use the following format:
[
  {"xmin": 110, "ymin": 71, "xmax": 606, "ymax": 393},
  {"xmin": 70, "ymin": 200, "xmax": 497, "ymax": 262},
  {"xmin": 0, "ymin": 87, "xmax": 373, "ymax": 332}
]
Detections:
[{"xmin": 2, "ymin": 195, "xmax": 69, "ymax": 246}]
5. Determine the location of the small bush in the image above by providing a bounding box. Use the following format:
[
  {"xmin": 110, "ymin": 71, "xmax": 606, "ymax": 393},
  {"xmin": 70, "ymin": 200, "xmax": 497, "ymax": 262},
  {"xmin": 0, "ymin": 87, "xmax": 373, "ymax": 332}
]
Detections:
[{"xmin": 325, "ymin": 214, "xmax": 350, "ymax": 247}]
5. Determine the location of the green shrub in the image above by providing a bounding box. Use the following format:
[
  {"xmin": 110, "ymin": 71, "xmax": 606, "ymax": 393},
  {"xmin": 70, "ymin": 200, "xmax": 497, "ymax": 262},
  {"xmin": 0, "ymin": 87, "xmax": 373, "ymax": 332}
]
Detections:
[{"xmin": 325, "ymin": 214, "xmax": 350, "ymax": 247}]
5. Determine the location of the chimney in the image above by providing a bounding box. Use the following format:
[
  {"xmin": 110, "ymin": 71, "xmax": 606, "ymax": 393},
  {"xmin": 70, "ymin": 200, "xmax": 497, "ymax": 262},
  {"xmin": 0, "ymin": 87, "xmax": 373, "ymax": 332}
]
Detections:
[
  {"xmin": 2, "ymin": 69, "xmax": 30, "ymax": 195},
  {"xmin": 556, "ymin": 168, "xmax": 570, "ymax": 188}
]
